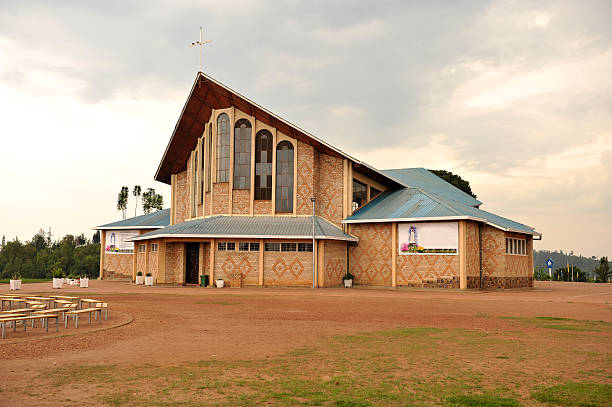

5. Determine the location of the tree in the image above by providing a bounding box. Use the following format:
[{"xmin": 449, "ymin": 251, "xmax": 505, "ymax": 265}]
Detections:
[
  {"xmin": 1, "ymin": 235, "xmax": 4, "ymax": 250},
  {"xmin": 117, "ymin": 186, "xmax": 129, "ymax": 219},
  {"xmin": 142, "ymin": 188, "xmax": 164, "ymax": 214},
  {"xmin": 429, "ymin": 170, "xmax": 477, "ymax": 198},
  {"xmin": 75, "ymin": 233, "xmax": 87, "ymax": 247},
  {"xmin": 133, "ymin": 185, "xmax": 142, "ymax": 217},
  {"xmin": 92, "ymin": 230, "xmax": 100, "ymax": 244},
  {"xmin": 594, "ymin": 257, "xmax": 610, "ymax": 283},
  {"xmin": 533, "ymin": 266, "xmax": 550, "ymax": 281}
]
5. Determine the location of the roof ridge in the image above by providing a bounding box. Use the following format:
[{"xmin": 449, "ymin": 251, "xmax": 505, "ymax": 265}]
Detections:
[{"xmin": 409, "ymin": 186, "xmax": 464, "ymax": 216}]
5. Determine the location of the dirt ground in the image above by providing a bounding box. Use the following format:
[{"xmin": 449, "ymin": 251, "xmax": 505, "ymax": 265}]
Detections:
[{"xmin": 1, "ymin": 281, "xmax": 610, "ymax": 406}]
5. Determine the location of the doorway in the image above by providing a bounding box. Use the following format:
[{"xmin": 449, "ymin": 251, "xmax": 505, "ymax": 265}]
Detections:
[{"xmin": 185, "ymin": 243, "xmax": 200, "ymax": 284}]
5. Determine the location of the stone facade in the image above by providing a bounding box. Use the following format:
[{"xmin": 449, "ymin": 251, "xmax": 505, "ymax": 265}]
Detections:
[
  {"xmin": 103, "ymin": 252, "xmax": 133, "ymax": 280},
  {"xmin": 212, "ymin": 183, "xmax": 230, "ymax": 214},
  {"xmin": 396, "ymin": 253, "xmax": 460, "ymax": 288},
  {"xmin": 296, "ymin": 142, "xmax": 317, "ymax": 216},
  {"xmin": 323, "ymin": 240, "xmax": 346, "ymax": 287},
  {"xmin": 481, "ymin": 226, "xmax": 533, "ymax": 289},
  {"xmin": 214, "ymin": 242, "xmax": 259, "ymax": 287},
  {"xmin": 465, "ymin": 221, "xmax": 481, "ymax": 288},
  {"xmin": 317, "ymin": 154, "xmax": 344, "ymax": 227},
  {"xmin": 165, "ymin": 243, "xmax": 184, "ymax": 285},
  {"xmin": 174, "ymin": 170, "xmax": 190, "ymax": 224},
  {"xmin": 263, "ymin": 243, "xmax": 313, "ymax": 287},
  {"xmin": 232, "ymin": 189, "xmax": 250, "ymax": 215}
]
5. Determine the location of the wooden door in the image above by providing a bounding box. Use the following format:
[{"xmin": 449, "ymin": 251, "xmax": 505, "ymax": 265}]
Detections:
[{"xmin": 185, "ymin": 243, "xmax": 200, "ymax": 284}]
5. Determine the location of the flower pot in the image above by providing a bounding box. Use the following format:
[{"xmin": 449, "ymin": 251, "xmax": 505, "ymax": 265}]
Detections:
[
  {"xmin": 215, "ymin": 279, "xmax": 224, "ymax": 288},
  {"xmin": 70, "ymin": 279, "xmax": 78, "ymax": 286},
  {"xmin": 79, "ymin": 278, "xmax": 89, "ymax": 288},
  {"xmin": 65, "ymin": 278, "xmax": 70, "ymax": 284},
  {"xmin": 9, "ymin": 279, "xmax": 22, "ymax": 290},
  {"xmin": 52, "ymin": 278, "xmax": 63, "ymax": 289},
  {"xmin": 145, "ymin": 276, "xmax": 154, "ymax": 286},
  {"xmin": 135, "ymin": 275, "xmax": 144, "ymax": 285},
  {"xmin": 343, "ymin": 279, "xmax": 353, "ymax": 288}
]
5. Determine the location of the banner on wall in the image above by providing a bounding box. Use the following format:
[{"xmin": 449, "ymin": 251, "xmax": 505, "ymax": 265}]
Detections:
[
  {"xmin": 398, "ymin": 222, "xmax": 458, "ymax": 255},
  {"xmin": 105, "ymin": 230, "xmax": 137, "ymax": 254}
]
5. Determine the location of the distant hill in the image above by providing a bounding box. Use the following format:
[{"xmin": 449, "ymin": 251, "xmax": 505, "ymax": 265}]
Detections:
[{"xmin": 533, "ymin": 250, "xmax": 603, "ymax": 278}]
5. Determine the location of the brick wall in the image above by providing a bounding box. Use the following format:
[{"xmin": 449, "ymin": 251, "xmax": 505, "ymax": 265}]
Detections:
[
  {"xmin": 205, "ymin": 191, "xmax": 212, "ymax": 216},
  {"xmin": 232, "ymin": 189, "xmax": 250, "ymax": 214},
  {"xmin": 323, "ymin": 240, "xmax": 346, "ymax": 287},
  {"xmin": 254, "ymin": 200, "xmax": 272, "ymax": 215},
  {"xmin": 212, "ymin": 183, "xmax": 230, "ymax": 214},
  {"xmin": 317, "ymin": 153, "xmax": 343, "ymax": 227},
  {"xmin": 263, "ymin": 243, "xmax": 313, "ymax": 287},
  {"xmin": 165, "ymin": 243, "xmax": 184, "ymax": 284},
  {"xmin": 481, "ymin": 226, "xmax": 532, "ymax": 288},
  {"xmin": 137, "ymin": 251, "xmax": 146, "ymax": 276},
  {"xmin": 396, "ymin": 253, "xmax": 460, "ymax": 288},
  {"xmin": 103, "ymin": 253, "xmax": 133, "ymax": 279},
  {"xmin": 466, "ymin": 221, "xmax": 481, "ymax": 288},
  {"xmin": 296, "ymin": 142, "xmax": 316, "ymax": 216},
  {"xmin": 174, "ymin": 170, "xmax": 190, "ymax": 224},
  {"xmin": 215, "ymin": 245, "xmax": 259, "ymax": 287},
  {"xmin": 148, "ymin": 250, "xmax": 158, "ymax": 279},
  {"xmin": 348, "ymin": 223, "xmax": 392, "ymax": 286}
]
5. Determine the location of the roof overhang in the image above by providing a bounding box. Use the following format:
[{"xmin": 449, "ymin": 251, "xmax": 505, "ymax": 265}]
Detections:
[
  {"xmin": 93, "ymin": 226, "xmax": 165, "ymax": 231},
  {"xmin": 343, "ymin": 216, "xmax": 542, "ymax": 237},
  {"xmin": 128, "ymin": 234, "xmax": 358, "ymax": 243},
  {"xmin": 154, "ymin": 73, "xmax": 403, "ymax": 189}
]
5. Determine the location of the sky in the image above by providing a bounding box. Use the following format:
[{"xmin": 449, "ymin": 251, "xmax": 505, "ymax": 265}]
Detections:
[{"xmin": 0, "ymin": 0, "xmax": 611, "ymax": 258}]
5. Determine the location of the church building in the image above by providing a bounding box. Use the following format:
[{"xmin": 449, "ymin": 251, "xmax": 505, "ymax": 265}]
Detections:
[{"xmin": 98, "ymin": 73, "xmax": 541, "ymax": 289}]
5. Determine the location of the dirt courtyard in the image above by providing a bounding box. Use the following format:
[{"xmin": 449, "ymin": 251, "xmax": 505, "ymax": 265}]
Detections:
[{"xmin": 1, "ymin": 281, "xmax": 610, "ymax": 406}]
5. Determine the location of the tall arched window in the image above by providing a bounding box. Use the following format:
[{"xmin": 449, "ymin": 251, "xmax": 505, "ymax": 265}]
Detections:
[
  {"xmin": 255, "ymin": 130, "xmax": 273, "ymax": 200},
  {"xmin": 216, "ymin": 113, "xmax": 230, "ymax": 182},
  {"xmin": 275, "ymin": 140, "xmax": 294, "ymax": 212},
  {"xmin": 233, "ymin": 119, "xmax": 252, "ymax": 189}
]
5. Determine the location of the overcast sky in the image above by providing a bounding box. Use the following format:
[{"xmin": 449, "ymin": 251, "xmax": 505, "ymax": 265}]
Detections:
[{"xmin": 1, "ymin": 0, "xmax": 610, "ymax": 259}]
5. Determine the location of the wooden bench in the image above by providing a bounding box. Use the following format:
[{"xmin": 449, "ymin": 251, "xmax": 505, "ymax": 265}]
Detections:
[
  {"xmin": 1, "ymin": 314, "xmax": 60, "ymax": 339},
  {"xmin": 64, "ymin": 308, "xmax": 102, "ymax": 328},
  {"xmin": 94, "ymin": 302, "xmax": 109, "ymax": 320},
  {"xmin": 80, "ymin": 298, "xmax": 102, "ymax": 310},
  {"xmin": 1, "ymin": 298, "xmax": 27, "ymax": 310}
]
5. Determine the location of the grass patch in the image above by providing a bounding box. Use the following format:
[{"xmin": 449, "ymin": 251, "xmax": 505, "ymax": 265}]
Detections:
[
  {"xmin": 500, "ymin": 316, "xmax": 612, "ymax": 332},
  {"xmin": 31, "ymin": 326, "xmax": 611, "ymax": 407},
  {"xmin": 0, "ymin": 278, "xmax": 51, "ymax": 284},
  {"xmin": 445, "ymin": 394, "xmax": 520, "ymax": 406},
  {"xmin": 531, "ymin": 382, "xmax": 612, "ymax": 406}
]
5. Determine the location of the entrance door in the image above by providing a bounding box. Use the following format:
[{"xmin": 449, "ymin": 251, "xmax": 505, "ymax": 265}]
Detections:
[{"xmin": 185, "ymin": 243, "xmax": 200, "ymax": 284}]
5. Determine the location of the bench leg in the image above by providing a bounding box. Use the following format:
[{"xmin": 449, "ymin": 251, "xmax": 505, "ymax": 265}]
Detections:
[
  {"xmin": 89, "ymin": 312, "xmax": 92, "ymax": 324},
  {"xmin": 65, "ymin": 316, "xmax": 68, "ymax": 329},
  {"xmin": 75, "ymin": 315, "xmax": 79, "ymax": 329},
  {"xmin": 2, "ymin": 322, "xmax": 5, "ymax": 339},
  {"xmin": 105, "ymin": 309, "xmax": 108, "ymax": 320},
  {"xmin": 56, "ymin": 317, "xmax": 59, "ymax": 332}
]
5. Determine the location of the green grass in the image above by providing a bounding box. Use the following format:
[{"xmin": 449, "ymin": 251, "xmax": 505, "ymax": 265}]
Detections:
[
  {"xmin": 445, "ymin": 394, "xmax": 520, "ymax": 406},
  {"xmin": 500, "ymin": 316, "xmax": 612, "ymax": 332},
  {"xmin": 0, "ymin": 278, "xmax": 51, "ymax": 284},
  {"xmin": 531, "ymin": 382, "xmax": 612, "ymax": 406}
]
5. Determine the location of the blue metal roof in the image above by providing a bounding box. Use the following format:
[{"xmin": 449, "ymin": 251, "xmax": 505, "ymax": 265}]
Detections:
[
  {"xmin": 130, "ymin": 215, "xmax": 358, "ymax": 242},
  {"xmin": 96, "ymin": 209, "xmax": 170, "ymax": 230},
  {"xmin": 382, "ymin": 168, "xmax": 482, "ymax": 207},
  {"xmin": 345, "ymin": 187, "xmax": 540, "ymax": 236}
]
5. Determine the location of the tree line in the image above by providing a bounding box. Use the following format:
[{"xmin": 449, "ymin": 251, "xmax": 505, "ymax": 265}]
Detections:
[{"xmin": 0, "ymin": 231, "xmax": 100, "ymax": 280}]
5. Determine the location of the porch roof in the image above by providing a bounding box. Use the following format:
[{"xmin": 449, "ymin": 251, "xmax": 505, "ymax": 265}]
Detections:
[{"xmin": 127, "ymin": 215, "xmax": 358, "ymax": 242}]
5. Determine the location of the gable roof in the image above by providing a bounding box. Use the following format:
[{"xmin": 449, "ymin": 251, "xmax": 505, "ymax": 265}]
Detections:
[
  {"xmin": 128, "ymin": 215, "xmax": 358, "ymax": 242},
  {"xmin": 96, "ymin": 209, "xmax": 170, "ymax": 230},
  {"xmin": 344, "ymin": 188, "xmax": 540, "ymax": 237},
  {"xmin": 154, "ymin": 73, "xmax": 402, "ymax": 189},
  {"xmin": 382, "ymin": 168, "xmax": 482, "ymax": 207}
]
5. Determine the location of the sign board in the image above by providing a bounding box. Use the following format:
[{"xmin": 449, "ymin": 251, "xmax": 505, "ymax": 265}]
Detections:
[
  {"xmin": 105, "ymin": 230, "xmax": 137, "ymax": 254},
  {"xmin": 398, "ymin": 222, "xmax": 458, "ymax": 255},
  {"xmin": 546, "ymin": 258, "xmax": 554, "ymax": 268}
]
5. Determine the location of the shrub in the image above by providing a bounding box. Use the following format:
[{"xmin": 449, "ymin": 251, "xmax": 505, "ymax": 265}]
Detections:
[
  {"xmin": 52, "ymin": 267, "xmax": 64, "ymax": 279},
  {"xmin": 137, "ymin": 271, "xmax": 143, "ymax": 276},
  {"xmin": 344, "ymin": 272, "xmax": 355, "ymax": 281}
]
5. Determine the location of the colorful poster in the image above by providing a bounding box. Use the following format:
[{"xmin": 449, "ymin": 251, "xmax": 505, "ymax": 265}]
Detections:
[
  {"xmin": 398, "ymin": 222, "xmax": 458, "ymax": 255},
  {"xmin": 105, "ymin": 230, "xmax": 137, "ymax": 254}
]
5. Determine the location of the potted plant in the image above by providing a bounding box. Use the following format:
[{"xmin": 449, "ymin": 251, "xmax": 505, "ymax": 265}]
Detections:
[
  {"xmin": 343, "ymin": 272, "xmax": 354, "ymax": 288},
  {"xmin": 145, "ymin": 272, "xmax": 154, "ymax": 286},
  {"xmin": 52, "ymin": 267, "xmax": 64, "ymax": 289},
  {"xmin": 79, "ymin": 274, "xmax": 89, "ymax": 288},
  {"xmin": 136, "ymin": 271, "xmax": 144, "ymax": 285},
  {"xmin": 9, "ymin": 273, "xmax": 22, "ymax": 290},
  {"xmin": 215, "ymin": 278, "xmax": 224, "ymax": 288}
]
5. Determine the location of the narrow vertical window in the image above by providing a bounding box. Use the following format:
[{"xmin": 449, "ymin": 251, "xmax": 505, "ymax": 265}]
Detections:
[
  {"xmin": 216, "ymin": 113, "xmax": 230, "ymax": 182},
  {"xmin": 200, "ymin": 135, "xmax": 205, "ymax": 203},
  {"xmin": 207, "ymin": 125, "xmax": 212, "ymax": 191},
  {"xmin": 352, "ymin": 180, "xmax": 367, "ymax": 211},
  {"xmin": 255, "ymin": 130, "xmax": 273, "ymax": 200},
  {"xmin": 233, "ymin": 119, "xmax": 252, "ymax": 189},
  {"xmin": 275, "ymin": 141, "xmax": 294, "ymax": 212}
]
